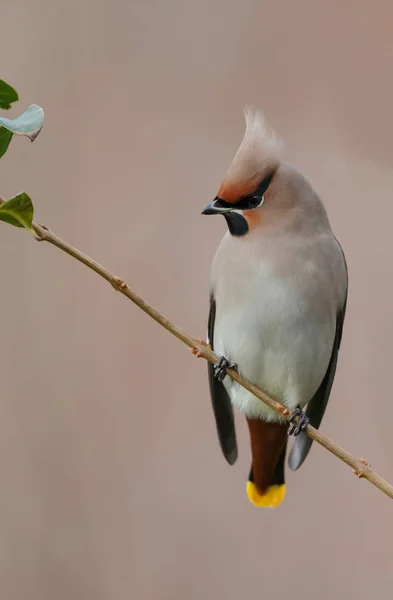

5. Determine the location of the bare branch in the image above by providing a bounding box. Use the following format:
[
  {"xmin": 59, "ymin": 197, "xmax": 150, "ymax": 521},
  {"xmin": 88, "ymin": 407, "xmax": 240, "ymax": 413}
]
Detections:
[{"xmin": 8, "ymin": 209, "xmax": 393, "ymax": 501}]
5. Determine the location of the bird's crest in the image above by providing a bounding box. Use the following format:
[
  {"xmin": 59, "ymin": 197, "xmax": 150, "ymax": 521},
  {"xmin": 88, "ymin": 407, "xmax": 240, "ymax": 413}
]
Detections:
[{"xmin": 218, "ymin": 107, "xmax": 283, "ymax": 203}]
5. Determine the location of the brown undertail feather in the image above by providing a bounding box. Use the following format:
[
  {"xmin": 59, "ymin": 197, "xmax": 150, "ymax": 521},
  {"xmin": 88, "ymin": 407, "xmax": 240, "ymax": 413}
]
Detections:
[{"xmin": 246, "ymin": 418, "xmax": 288, "ymax": 507}]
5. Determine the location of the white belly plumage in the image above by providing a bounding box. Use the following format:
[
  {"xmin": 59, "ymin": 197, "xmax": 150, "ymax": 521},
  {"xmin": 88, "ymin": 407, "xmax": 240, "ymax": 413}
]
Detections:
[
  {"xmin": 212, "ymin": 274, "xmax": 336, "ymax": 422},
  {"xmin": 210, "ymin": 226, "xmax": 347, "ymax": 423}
]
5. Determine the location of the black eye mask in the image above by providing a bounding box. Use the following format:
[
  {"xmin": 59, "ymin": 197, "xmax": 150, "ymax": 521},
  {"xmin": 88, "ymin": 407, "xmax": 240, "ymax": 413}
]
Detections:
[{"xmin": 215, "ymin": 172, "xmax": 274, "ymax": 211}]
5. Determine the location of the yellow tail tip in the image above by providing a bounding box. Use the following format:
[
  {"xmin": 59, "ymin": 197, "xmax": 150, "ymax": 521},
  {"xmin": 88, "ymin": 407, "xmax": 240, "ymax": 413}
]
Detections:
[{"xmin": 246, "ymin": 481, "xmax": 286, "ymax": 507}]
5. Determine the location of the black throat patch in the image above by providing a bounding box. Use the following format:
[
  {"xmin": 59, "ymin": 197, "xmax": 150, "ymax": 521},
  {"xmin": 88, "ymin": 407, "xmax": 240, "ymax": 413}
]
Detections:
[
  {"xmin": 218, "ymin": 171, "xmax": 275, "ymax": 237},
  {"xmin": 224, "ymin": 213, "xmax": 249, "ymax": 237}
]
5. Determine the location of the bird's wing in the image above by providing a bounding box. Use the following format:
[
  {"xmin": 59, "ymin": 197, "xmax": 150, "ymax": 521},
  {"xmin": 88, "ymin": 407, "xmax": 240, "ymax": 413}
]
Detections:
[
  {"xmin": 288, "ymin": 242, "xmax": 348, "ymax": 471},
  {"xmin": 207, "ymin": 294, "xmax": 238, "ymax": 465}
]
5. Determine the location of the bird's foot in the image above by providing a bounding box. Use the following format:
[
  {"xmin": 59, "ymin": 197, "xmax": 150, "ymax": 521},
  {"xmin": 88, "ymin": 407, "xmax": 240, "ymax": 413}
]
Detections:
[
  {"xmin": 287, "ymin": 407, "xmax": 309, "ymax": 436},
  {"xmin": 213, "ymin": 356, "xmax": 237, "ymax": 382}
]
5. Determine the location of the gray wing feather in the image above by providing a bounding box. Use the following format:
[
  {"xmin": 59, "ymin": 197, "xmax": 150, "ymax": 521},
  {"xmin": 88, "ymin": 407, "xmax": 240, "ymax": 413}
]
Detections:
[
  {"xmin": 288, "ymin": 240, "xmax": 348, "ymax": 471},
  {"xmin": 207, "ymin": 295, "xmax": 238, "ymax": 465}
]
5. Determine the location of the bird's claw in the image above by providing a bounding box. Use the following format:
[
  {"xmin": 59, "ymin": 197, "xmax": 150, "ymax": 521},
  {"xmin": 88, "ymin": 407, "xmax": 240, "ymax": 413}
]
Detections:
[
  {"xmin": 287, "ymin": 407, "xmax": 309, "ymax": 436},
  {"xmin": 213, "ymin": 356, "xmax": 237, "ymax": 382}
]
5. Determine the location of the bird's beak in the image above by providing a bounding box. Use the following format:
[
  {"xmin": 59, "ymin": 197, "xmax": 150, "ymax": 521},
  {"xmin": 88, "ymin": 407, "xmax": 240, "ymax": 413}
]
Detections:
[{"xmin": 201, "ymin": 198, "xmax": 233, "ymax": 215}]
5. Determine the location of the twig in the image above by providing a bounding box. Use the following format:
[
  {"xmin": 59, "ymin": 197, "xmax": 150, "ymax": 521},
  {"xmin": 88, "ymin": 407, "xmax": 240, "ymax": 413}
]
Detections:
[{"xmin": 8, "ymin": 211, "xmax": 393, "ymax": 500}]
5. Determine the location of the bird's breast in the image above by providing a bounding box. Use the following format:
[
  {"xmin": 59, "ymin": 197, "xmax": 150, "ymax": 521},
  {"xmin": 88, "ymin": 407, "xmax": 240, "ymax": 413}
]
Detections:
[{"xmin": 211, "ymin": 235, "xmax": 339, "ymax": 419}]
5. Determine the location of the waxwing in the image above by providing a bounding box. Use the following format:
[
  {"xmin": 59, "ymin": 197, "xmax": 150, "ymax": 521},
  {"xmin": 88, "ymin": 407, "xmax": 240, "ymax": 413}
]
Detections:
[{"xmin": 202, "ymin": 108, "xmax": 347, "ymax": 507}]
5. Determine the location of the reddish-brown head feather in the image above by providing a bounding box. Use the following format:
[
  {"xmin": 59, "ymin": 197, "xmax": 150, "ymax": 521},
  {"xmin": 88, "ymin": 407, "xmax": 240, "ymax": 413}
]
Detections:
[
  {"xmin": 217, "ymin": 107, "xmax": 283, "ymax": 203},
  {"xmin": 243, "ymin": 208, "xmax": 262, "ymax": 230},
  {"xmin": 246, "ymin": 418, "xmax": 287, "ymax": 492},
  {"xmin": 217, "ymin": 176, "xmax": 262, "ymax": 204}
]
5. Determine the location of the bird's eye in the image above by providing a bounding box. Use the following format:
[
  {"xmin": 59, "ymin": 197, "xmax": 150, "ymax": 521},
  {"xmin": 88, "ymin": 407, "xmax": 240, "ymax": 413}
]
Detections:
[{"xmin": 248, "ymin": 194, "xmax": 264, "ymax": 209}]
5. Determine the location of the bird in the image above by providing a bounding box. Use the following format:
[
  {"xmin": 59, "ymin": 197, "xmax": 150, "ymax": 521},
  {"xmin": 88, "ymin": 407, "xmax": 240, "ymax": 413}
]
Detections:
[{"xmin": 202, "ymin": 108, "xmax": 347, "ymax": 508}]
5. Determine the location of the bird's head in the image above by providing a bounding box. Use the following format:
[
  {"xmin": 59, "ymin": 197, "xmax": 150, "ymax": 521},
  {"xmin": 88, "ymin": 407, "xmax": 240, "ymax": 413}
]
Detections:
[{"xmin": 202, "ymin": 108, "xmax": 283, "ymax": 236}]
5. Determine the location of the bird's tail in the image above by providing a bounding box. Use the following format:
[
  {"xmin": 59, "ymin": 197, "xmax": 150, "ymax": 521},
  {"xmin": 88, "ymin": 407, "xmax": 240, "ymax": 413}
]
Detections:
[{"xmin": 246, "ymin": 418, "xmax": 288, "ymax": 508}]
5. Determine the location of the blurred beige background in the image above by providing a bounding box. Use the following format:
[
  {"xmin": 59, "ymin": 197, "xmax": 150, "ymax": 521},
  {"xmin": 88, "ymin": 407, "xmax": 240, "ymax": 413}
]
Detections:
[{"xmin": 1, "ymin": 0, "xmax": 393, "ymax": 598}]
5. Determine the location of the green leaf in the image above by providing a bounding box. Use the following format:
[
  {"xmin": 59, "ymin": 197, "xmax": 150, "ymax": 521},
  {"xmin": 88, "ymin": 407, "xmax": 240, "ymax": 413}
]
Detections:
[
  {"xmin": 0, "ymin": 192, "xmax": 34, "ymax": 233},
  {"xmin": 0, "ymin": 127, "xmax": 13, "ymax": 158},
  {"xmin": 0, "ymin": 104, "xmax": 44, "ymax": 142},
  {"xmin": 0, "ymin": 80, "xmax": 18, "ymax": 110}
]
